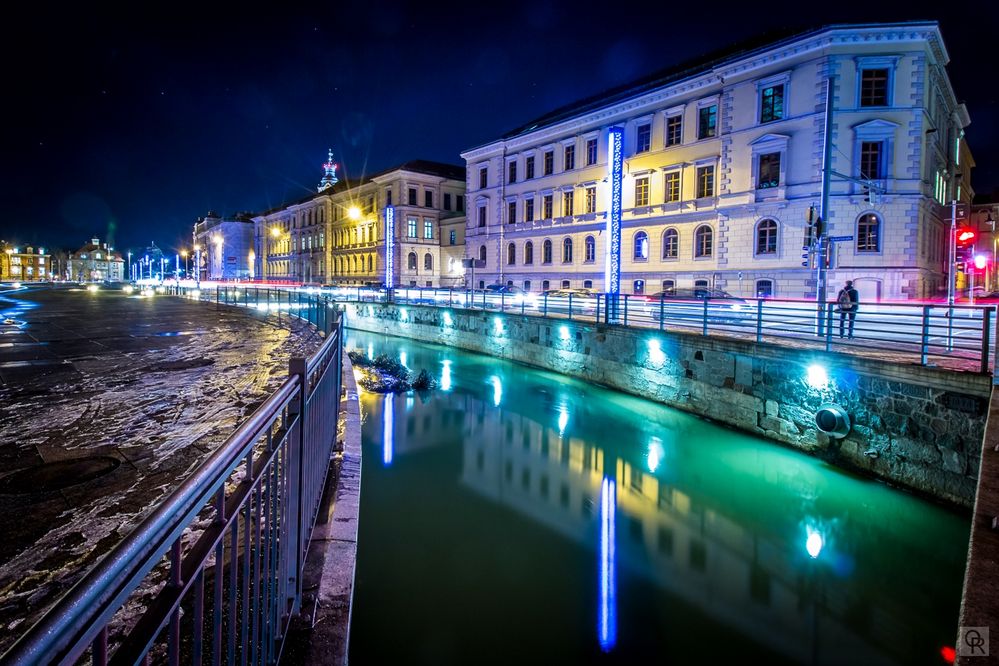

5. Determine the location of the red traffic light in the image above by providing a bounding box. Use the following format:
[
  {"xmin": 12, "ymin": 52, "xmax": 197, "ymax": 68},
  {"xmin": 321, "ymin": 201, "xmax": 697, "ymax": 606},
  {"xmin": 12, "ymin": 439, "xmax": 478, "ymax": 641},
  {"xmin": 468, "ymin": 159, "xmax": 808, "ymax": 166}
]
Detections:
[{"xmin": 957, "ymin": 228, "xmax": 977, "ymax": 245}]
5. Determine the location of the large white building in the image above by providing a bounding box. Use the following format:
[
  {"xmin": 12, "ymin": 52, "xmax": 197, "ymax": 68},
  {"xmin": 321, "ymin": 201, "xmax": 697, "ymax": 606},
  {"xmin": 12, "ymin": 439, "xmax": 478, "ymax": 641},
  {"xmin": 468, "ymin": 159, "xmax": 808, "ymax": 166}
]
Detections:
[
  {"xmin": 460, "ymin": 22, "xmax": 973, "ymax": 302},
  {"xmin": 253, "ymin": 155, "xmax": 467, "ymax": 288}
]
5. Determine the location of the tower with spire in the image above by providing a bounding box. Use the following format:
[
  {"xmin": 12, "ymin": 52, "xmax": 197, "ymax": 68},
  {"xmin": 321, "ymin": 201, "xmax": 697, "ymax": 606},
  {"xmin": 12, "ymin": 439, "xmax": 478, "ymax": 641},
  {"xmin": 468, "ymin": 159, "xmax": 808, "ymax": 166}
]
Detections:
[{"xmin": 318, "ymin": 148, "xmax": 339, "ymax": 192}]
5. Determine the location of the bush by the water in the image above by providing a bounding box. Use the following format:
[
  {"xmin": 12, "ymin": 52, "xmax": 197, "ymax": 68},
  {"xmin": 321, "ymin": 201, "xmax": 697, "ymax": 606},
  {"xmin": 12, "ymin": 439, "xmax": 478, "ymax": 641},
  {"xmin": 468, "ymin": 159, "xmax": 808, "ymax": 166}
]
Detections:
[
  {"xmin": 349, "ymin": 350, "xmax": 438, "ymax": 394},
  {"xmin": 411, "ymin": 369, "xmax": 438, "ymax": 391}
]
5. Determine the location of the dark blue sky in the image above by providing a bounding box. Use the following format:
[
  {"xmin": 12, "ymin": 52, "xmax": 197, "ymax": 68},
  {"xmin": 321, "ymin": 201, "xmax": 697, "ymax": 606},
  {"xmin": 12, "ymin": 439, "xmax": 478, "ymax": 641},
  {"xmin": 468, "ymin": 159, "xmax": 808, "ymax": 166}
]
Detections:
[{"xmin": 2, "ymin": 1, "xmax": 996, "ymax": 255}]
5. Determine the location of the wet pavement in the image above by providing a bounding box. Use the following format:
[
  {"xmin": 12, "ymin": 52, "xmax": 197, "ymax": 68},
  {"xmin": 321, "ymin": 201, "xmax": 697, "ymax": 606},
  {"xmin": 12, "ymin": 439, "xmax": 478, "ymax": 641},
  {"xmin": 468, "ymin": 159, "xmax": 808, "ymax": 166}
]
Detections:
[{"xmin": 0, "ymin": 285, "xmax": 320, "ymax": 649}]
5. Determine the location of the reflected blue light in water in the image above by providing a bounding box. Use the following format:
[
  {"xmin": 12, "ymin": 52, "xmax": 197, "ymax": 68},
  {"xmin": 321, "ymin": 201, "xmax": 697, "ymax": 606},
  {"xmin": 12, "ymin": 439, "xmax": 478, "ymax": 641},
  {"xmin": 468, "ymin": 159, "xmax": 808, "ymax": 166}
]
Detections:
[
  {"xmin": 806, "ymin": 525, "xmax": 824, "ymax": 559},
  {"xmin": 382, "ymin": 393, "xmax": 394, "ymax": 466},
  {"xmin": 490, "ymin": 376, "xmax": 502, "ymax": 406},
  {"xmin": 647, "ymin": 436, "xmax": 665, "ymax": 473},
  {"xmin": 599, "ymin": 477, "xmax": 617, "ymax": 652},
  {"xmin": 367, "ymin": 342, "xmax": 374, "ymax": 359},
  {"xmin": 406, "ymin": 395, "xmax": 415, "ymax": 409},
  {"xmin": 400, "ymin": 351, "xmax": 408, "ymax": 368},
  {"xmin": 557, "ymin": 406, "xmax": 569, "ymax": 436},
  {"xmin": 441, "ymin": 360, "xmax": 452, "ymax": 391}
]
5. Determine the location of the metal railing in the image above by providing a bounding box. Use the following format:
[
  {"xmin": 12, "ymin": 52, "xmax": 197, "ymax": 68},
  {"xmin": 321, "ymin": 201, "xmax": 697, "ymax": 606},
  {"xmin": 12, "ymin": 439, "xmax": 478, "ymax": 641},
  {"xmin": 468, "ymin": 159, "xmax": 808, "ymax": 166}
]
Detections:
[
  {"xmin": 321, "ymin": 286, "xmax": 996, "ymax": 373},
  {"xmin": 3, "ymin": 293, "xmax": 344, "ymax": 665}
]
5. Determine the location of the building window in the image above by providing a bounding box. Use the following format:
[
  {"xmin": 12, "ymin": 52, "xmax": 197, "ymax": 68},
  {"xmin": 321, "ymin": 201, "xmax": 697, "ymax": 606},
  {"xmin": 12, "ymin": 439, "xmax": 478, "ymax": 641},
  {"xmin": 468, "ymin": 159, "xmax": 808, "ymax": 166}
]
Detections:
[
  {"xmin": 633, "ymin": 280, "xmax": 645, "ymax": 295},
  {"xmin": 634, "ymin": 177, "xmax": 650, "ymax": 207},
  {"xmin": 407, "ymin": 252, "xmax": 417, "ymax": 270},
  {"xmin": 857, "ymin": 213, "xmax": 881, "ymax": 252},
  {"xmin": 508, "ymin": 201, "xmax": 517, "ymax": 225},
  {"xmin": 564, "ymin": 145, "xmax": 575, "ymax": 170},
  {"xmin": 542, "ymin": 239, "xmax": 553, "ymax": 264},
  {"xmin": 756, "ymin": 218, "xmax": 778, "ymax": 255},
  {"xmin": 584, "ymin": 236, "xmax": 595, "ymax": 263},
  {"xmin": 560, "ymin": 280, "xmax": 570, "ymax": 289},
  {"xmin": 524, "ymin": 280, "xmax": 532, "ymax": 291},
  {"xmin": 479, "ymin": 166, "xmax": 488, "ymax": 189},
  {"xmin": 477, "ymin": 206, "xmax": 486, "ymax": 227},
  {"xmin": 407, "ymin": 217, "xmax": 417, "ymax": 238},
  {"xmin": 409, "ymin": 188, "xmax": 418, "ymax": 205},
  {"xmin": 562, "ymin": 237, "xmax": 573, "ymax": 263},
  {"xmin": 698, "ymin": 104, "xmax": 717, "ymax": 139},
  {"xmin": 760, "ymin": 84, "xmax": 784, "ymax": 123},
  {"xmin": 662, "ymin": 279, "xmax": 676, "ymax": 294},
  {"xmin": 479, "ymin": 245, "xmax": 487, "ymax": 263},
  {"xmin": 665, "ymin": 115, "xmax": 682, "ymax": 146},
  {"xmin": 456, "ymin": 195, "xmax": 464, "ymax": 211},
  {"xmin": 756, "ymin": 279, "xmax": 774, "ymax": 298},
  {"xmin": 584, "ymin": 187, "xmax": 596, "ymax": 213},
  {"xmin": 542, "ymin": 279, "xmax": 550, "ymax": 291},
  {"xmin": 665, "ymin": 171, "xmax": 680, "ymax": 202},
  {"xmin": 860, "ymin": 68, "xmax": 889, "ymax": 107},
  {"xmin": 694, "ymin": 225, "xmax": 713, "ymax": 257},
  {"xmin": 386, "ymin": 189, "xmax": 393, "ymax": 206},
  {"xmin": 758, "ymin": 153, "xmax": 781, "ymax": 189},
  {"xmin": 443, "ymin": 192, "xmax": 451, "ymax": 210},
  {"xmin": 525, "ymin": 198, "xmax": 535, "ymax": 222},
  {"xmin": 508, "ymin": 243, "xmax": 516, "ymax": 265},
  {"xmin": 694, "ymin": 279, "xmax": 709, "ymax": 291},
  {"xmin": 525, "ymin": 241, "xmax": 534, "ymax": 265},
  {"xmin": 634, "ymin": 231, "xmax": 649, "ymax": 261},
  {"xmin": 424, "ymin": 253, "xmax": 433, "ymax": 270},
  {"xmin": 583, "ymin": 279, "xmax": 593, "ymax": 289},
  {"xmin": 449, "ymin": 230, "xmax": 456, "ymax": 245},
  {"xmin": 543, "ymin": 194, "xmax": 553, "ymax": 219},
  {"xmin": 586, "ymin": 138, "xmax": 598, "ymax": 165},
  {"xmin": 424, "ymin": 191, "xmax": 433, "ymax": 208},
  {"xmin": 860, "ymin": 141, "xmax": 884, "ymax": 180},
  {"xmin": 525, "ymin": 155, "xmax": 535, "ymax": 179},
  {"xmin": 662, "ymin": 229, "xmax": 678, "ymax": 259},
  {"xmin": 696, "ymin": 165, "xmax": 715, "ymax": 198},
  {"xmin": 424, "ymin": 219, "xmax": 433, "ymax": 239},
  {"xmin": 563, "ymin": 191, "xmax": 574, "ymax": 217},
  {"xmin": 508, "ymin": 160, "xmax": 517, "ymax": 184},
  {"xmin": 543, "ymin": 150, "xmax": 554, "ymax": 176},
  {"xmin": 636, "ymin": 124, "xmax": 652, "ymax": 153}
]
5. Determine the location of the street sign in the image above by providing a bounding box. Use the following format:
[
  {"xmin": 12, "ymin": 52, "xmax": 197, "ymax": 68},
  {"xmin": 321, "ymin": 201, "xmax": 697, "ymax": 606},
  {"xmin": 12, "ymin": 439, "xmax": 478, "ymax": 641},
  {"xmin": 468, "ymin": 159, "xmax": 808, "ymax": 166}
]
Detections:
[{"xmin": 827, "ymin": 235, "xmax": 854, "ymax": 242}]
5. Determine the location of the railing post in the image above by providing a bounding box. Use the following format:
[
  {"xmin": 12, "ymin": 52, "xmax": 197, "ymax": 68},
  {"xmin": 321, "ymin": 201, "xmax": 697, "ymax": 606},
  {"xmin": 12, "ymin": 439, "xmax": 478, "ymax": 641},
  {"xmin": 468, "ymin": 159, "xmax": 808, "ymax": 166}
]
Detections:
[
  {"xmin": 543, "ymin": 293, "xmax": 548, "ymax": 318},
  {"xmin": 596, "ymin": 294, "xmax": 601, "ymax": 323},
  {"xmin": 702, "ymin": 299, "xmax": 708, "ymax": 336},
  {"xmin": 756, "ymin": 299, "xmax": 764, "ymax": 342},
  {"xmin": 287, "ymin": 357, "xmax": 308, "ymax": 609},
  {"xmin": 215, "ymin": 286, "xmax": 220, "ymax": 310},
  {"xmin": 981, "ymin": 307, "xmax": 992, "ymax": 374},
  {"xmin": 825, "ymin": 303, "xmax": 834, "ymax": 352},
  {"xmin": 568, "ymin": 293, "xmax": 573, "ymax": 320},
  {"xmin": 659, "ymin": 294, "xmax": 664, "ymax": 331},
  {"xmin": 623, "ymin": 295, "xmax": 629, "ymax": 327},
  {"xmin": 920, "ymin": 306, "xmax": 931, "ymax": 366}
]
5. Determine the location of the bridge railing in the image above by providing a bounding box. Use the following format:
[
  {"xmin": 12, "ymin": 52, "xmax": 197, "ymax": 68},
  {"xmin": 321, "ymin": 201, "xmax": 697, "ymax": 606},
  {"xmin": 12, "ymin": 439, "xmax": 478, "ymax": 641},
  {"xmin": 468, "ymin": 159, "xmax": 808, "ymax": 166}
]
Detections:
[
  {"xmin": 3, "ymin": 291, "xmax": 344, "ymax": 665},
  {"xmin": 318, "ymin": 286, "xmax": 995, "ymax": 372}
]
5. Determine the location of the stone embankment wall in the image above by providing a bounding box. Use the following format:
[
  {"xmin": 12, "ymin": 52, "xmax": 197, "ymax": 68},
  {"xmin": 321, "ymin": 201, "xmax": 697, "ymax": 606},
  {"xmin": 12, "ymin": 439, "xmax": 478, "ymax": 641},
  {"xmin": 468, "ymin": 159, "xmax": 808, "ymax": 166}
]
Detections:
[{"xmin": 344, "ymin": 303, "xmax": 990, "ymax": 507}]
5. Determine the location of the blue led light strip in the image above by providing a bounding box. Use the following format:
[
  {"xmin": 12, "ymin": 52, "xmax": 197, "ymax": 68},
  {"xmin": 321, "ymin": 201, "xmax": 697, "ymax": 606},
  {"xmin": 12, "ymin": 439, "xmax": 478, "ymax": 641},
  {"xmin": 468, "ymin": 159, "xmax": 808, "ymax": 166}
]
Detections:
[
  {"xmin": 606, "ymin": 128, "xmax": 623, "ymax": 297},
  {"xmin": 385, "ymin": 205, "xmax": 395, "ymax": 288}
]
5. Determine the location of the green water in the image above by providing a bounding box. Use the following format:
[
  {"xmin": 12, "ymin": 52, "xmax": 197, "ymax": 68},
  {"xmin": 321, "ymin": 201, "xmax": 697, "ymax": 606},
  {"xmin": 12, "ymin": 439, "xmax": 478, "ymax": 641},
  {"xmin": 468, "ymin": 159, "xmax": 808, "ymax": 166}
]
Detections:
[{"xmin": 346, "ymin": 330, "xmax": 970, "ymax": 665}]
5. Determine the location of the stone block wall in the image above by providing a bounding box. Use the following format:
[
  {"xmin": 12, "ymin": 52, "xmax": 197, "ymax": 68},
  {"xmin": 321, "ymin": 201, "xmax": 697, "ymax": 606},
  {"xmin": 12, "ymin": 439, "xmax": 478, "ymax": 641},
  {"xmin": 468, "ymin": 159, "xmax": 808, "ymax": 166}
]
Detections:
[{"xmin": 344, "ymin": 303, "xmax": 989, "ymax": 507}]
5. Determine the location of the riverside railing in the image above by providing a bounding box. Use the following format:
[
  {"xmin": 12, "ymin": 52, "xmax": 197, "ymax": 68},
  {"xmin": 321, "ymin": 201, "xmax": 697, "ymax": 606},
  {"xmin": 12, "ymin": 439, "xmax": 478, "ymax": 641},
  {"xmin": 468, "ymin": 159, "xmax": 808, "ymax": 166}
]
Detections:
[
  {"xmin": 323, "ymin": 286, "xmax": 995, "ymax": 373},
  {"xmin": 2, "ymin": 294, "xmax": 344, "ymax": 665}
]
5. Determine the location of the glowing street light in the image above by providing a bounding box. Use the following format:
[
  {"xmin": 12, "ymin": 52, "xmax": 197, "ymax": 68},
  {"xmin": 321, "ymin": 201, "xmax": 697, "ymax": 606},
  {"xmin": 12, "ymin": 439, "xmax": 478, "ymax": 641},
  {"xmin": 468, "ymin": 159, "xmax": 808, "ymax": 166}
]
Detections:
[{"xmin": 348, "ymin": 206, "xmax": 361, "ymax": 220}]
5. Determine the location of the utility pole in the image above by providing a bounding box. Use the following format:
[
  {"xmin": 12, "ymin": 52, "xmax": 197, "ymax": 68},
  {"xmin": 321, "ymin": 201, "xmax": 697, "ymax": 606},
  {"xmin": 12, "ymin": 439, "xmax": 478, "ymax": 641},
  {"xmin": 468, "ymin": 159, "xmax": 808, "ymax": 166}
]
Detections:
[{"xmin": 817, "ymin": 77, "xmax": 834, "ymax": 336}]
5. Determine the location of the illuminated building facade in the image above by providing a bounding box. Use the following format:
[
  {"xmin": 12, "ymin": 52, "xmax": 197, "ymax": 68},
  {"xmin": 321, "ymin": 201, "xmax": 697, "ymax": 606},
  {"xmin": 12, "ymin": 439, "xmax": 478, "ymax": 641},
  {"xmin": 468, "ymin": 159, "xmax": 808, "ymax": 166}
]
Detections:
[
  {"xmin": 68, "ymin": 237, "xmax": 124, "ymax": 282},
  {"xmin": 461, "ymin": 22, "xmax": 972, "ymax": 301},
  {"xmin": 193, "ymin": 213, "xmax": 255, "ymax": 280},
  {"xmin": 253, "ymin": 157, "xmax": 467, "ymax": 287},
  {"xmin": 1, "ymin": 242, "xmax": 50, "ymax": 282}
]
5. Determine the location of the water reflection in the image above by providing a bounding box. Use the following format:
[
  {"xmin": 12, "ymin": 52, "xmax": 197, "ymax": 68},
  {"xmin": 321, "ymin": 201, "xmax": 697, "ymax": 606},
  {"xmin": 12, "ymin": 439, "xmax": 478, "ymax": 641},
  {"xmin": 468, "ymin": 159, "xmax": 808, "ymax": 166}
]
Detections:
[
  {"xmin": 350, "ymin": 332, "xmax": 968, "ymax": 665},
  {"xmin": 382, "ymin": 392, "xmax": 394, "ymax": 466}
]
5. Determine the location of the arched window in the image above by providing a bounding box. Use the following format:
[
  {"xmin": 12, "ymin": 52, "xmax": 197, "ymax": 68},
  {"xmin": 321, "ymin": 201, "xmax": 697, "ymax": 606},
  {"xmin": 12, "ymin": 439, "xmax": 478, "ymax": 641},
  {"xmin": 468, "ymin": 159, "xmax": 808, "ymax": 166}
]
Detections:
[
  {"xmin": 424, "ymin": 253, "xmax": 433, "ymax": 270},
  {"xmin": 756, "ymin": 218, "xmax": 778, "ymax": 255},
  {"xmin": 857, "ymin": 213, "xmax": 881, "ymax": 252},
  {"xmin": 694, "ymin": 225, "xmax": 713, "ymax": 258},
  {"xmin": 524, "ymin": 241, "xmax": 534, "ymax": 265},
  {"xmin": 542, "ymin": 239, "xmax": 553, "ymax": 264},
  {"xmin": 585, "ymin": 236, "xmax": 596, "ymax": 263},
  {"xmin": 633, "ymin": 279, "xmax": 645, "ymax": 294},
  {"xmin": 562, "ymin": 237, "xmax": 573, "ymax": 264},
  {"xmin": 756, "ymin": 279, "xmax": 774, "ymax": 298},
  {"xmin": 479, "ymin": 245, "xmax": 487, "ymax": 263},
  {"xmin": 634, "ymin": 231, "xmax": 649, "ymax": 260},
  {"xmin": 662, "ymin": 279, "xmax": 676, "ymax": 294},
  {"xmin": 407, "ymin": 252, "xmax": 417, "ymax": 270},
  {"xmin": 368, "ymin": 255, "xmax": 374, "ymax": 272},
  {"xmin": 507, "ymin": 243, "xmax": 516, "ymax": 265},
  {"xmin": 662, "ymin": 229, "xmax": 678, "ymax": 259}
]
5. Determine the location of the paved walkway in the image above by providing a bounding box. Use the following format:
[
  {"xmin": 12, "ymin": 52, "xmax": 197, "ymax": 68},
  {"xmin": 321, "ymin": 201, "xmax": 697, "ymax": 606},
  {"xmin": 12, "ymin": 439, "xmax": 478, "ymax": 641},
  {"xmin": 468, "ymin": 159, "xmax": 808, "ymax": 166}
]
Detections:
[{"xmin": 0, "ymin": 286, "xmax": 320, "ymax": 652}]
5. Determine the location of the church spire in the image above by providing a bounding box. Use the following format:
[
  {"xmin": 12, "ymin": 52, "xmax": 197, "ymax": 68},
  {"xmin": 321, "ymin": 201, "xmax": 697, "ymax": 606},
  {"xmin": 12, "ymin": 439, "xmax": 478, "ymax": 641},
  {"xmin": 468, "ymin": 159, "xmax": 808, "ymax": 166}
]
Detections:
[{"xmin": 318, "ymin": 148, "xmax": 339, "ymax": 192}]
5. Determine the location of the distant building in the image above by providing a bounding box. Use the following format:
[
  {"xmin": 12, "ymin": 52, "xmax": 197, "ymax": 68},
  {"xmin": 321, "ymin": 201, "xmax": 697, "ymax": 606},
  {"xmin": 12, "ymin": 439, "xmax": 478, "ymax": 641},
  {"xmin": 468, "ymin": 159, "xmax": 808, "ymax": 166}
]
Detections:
[
  {"xmin": 194, "ymin": 212, "xmax": 255, "ymax": 280},
  {"xmin": 461, "ymin": 21, "xmax": 972, "ymax": 301},
  {"xmin": 1, "ymin": 242, "xmax": 49, "ymax": 282},
  {"xmin": 68, "ymin": 237, "xmax": 125, "ymax": 282},
  {"xmin": 252, "ymin": 153, "xmax": 467, "ymax": 287}
]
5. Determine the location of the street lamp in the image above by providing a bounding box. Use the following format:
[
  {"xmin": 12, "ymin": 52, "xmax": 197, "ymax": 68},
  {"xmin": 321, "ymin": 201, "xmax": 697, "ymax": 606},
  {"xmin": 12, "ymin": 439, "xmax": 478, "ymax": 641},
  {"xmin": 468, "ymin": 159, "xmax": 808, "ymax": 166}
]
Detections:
[
  {"xmin": 181, "ymin": 250, "xmax": 189, "ymax": 278},
  {"xmin": 194, "ymin": 244, "xmax": 202, "ymax": 287}
]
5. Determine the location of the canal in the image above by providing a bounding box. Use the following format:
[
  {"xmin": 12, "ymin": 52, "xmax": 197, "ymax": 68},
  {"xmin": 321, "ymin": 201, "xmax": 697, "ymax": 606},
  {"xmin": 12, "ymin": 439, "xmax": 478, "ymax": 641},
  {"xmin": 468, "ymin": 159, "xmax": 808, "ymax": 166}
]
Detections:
[{"xmin": 346, "ymin": 330, "xmax": 969, "ymax": 665}]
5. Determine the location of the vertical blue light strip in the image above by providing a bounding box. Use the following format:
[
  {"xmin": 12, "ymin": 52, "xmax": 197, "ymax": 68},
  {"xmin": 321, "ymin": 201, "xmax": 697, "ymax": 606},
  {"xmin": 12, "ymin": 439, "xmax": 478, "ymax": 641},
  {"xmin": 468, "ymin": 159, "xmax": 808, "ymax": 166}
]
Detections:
[
  {"xmin": 599, "ymin": 476, "xmax": 617, "ymax": 652},
  {"xmin": 606, "ymin": 127, "xmax": 623, "ymax": 298},
  {"xmin": 382, "ymin": 393, "xmax": 394, "ymax": 466},
  {"xmin": 385, "ymin": 205, "xmax": 395, "ymax": 289}
]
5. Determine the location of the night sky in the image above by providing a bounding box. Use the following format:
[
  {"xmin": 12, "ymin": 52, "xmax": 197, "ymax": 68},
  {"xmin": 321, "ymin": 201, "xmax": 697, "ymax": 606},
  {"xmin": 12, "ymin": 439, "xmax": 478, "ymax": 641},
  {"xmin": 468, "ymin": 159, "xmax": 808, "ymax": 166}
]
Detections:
[{"xmin": 3, "ymin": 1, "xmax": 997, "ymax": 256}]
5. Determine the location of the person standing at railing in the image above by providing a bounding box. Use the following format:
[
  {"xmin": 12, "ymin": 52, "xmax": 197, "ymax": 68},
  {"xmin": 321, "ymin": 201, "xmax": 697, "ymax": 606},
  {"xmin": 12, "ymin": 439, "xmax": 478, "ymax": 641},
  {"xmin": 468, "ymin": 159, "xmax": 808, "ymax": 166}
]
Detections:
[{"xmin": 837, "ymin": 280, "xmax": 859, "ymax": 339}]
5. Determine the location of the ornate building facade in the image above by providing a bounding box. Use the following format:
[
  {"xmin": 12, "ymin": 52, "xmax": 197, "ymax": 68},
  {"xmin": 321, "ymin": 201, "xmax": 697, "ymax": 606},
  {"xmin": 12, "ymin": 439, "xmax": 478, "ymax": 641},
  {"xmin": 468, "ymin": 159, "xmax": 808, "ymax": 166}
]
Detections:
[
  {"xmin": 1, "ymin": 242, "xmax": 49, "ymax": 282},
  {"xmin": 460, "ymin": 22, "xmax": 972, "ymax": 301},
  {"xmin": 193, "ymin": 213, "xmax": 255, "ymax": 280},
  {"xmin": 68, "ymin": 237, "xmax": 125, "ymax": 282},
  {"xmin": 253, "ymin": 155, "xmax": 467, "ymax": 287}
]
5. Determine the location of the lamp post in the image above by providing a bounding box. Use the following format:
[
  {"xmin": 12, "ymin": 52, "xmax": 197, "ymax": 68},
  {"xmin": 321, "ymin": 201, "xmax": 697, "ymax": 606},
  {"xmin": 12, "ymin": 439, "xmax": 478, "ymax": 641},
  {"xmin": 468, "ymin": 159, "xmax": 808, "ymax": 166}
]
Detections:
[
  {"xmin": 181, "ymin": 250, "xmax": 189, "ymax": 279},
  {"xmin": 194, "ymin": 244, "xmax": 201, "ymax": 287},
  {"xmin": 127, "ymin": 251, "xmax": 132, "ymax": 281}
]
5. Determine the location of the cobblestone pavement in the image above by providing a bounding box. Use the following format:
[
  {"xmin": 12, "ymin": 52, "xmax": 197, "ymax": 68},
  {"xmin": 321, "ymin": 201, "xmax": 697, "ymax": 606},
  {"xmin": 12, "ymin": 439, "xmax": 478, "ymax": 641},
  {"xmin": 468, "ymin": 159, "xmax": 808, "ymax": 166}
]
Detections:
[{"xmin": 0, "ymin": 285, "xmax": 320, "ymax": 650}]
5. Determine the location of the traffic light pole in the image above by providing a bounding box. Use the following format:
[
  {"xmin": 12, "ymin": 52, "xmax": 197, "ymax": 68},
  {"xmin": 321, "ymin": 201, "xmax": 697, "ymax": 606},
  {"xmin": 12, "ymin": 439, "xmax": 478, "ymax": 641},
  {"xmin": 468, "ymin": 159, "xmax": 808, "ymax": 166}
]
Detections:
[{"xmin": 947, "ymin": 199, "xmax": 957, "ymax": 351}]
